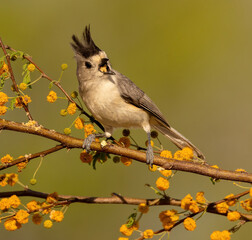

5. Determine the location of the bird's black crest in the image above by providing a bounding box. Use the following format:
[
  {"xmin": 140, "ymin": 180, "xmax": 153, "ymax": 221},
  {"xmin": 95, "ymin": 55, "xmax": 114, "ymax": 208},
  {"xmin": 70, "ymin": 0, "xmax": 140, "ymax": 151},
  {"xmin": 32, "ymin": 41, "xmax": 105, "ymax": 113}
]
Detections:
[{"xmin": 71, "ymin": 25, "xmax": 101, "ymax": 58}]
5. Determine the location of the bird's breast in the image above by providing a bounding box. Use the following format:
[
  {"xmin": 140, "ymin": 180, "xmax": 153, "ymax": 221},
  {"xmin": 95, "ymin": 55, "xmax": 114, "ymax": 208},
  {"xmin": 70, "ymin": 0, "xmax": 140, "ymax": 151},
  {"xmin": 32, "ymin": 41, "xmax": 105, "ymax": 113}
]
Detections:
[{"xmin": 79, "ymin": 79, "xmax": 149, "ymax": 128}]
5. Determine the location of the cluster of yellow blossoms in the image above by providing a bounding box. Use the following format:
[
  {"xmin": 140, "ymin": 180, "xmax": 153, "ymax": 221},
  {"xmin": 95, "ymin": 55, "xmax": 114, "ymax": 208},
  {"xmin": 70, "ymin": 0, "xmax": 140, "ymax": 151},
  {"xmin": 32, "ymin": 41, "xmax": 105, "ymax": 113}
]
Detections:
[
  {"xmin": 119, "ymin": 202, "xmax": 154, "ymax": 239},
  {"xmin": 0, "ymin": 193, "xmax": 64, "ymax": 231},
  {"xmin": 1, "ymin": 154, "xmax": 28, "ymax": 172},
  {"xmin": 0, "ymin": 91, "xmax": 8, "ymax": 115},
  {"xmin": 160, "ymin": 147, "xmax": 194, "ymax": 161}
]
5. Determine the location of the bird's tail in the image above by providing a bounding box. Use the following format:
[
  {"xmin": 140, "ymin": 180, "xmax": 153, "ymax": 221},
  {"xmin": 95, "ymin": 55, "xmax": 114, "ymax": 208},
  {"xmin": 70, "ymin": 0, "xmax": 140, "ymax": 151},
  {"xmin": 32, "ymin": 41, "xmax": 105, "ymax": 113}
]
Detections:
[{"xmin": 152, "ymin": 122, "xmax": 205, "ymax": 160}]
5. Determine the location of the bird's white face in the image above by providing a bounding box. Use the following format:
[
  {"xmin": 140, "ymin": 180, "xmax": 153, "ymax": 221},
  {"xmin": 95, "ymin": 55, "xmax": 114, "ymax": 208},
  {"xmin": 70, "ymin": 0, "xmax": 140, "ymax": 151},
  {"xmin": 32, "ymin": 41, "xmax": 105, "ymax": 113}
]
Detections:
[{"xmin": 75, "ymin": 50, "xmax": 114, "ymax": 81}]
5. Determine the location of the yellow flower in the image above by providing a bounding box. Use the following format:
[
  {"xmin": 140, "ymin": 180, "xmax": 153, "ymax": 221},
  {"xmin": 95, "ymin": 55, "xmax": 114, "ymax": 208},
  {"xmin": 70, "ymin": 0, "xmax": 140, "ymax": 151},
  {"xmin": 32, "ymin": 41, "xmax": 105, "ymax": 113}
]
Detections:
[
  {"xmin": 67, "ymin": 102, "xmax": 77, "ymax": 115},
  {"xmin": 210, "ymin": 230, "xmax": 231, "ymax": 240},
  {"xmin": 0, "ymin": 92, "xmax": 8, "ymax": 105},
  {"xmin": 19, "ymin": 83, "xmax": 27, "ymax": 90},
  {"xmin": 148, "ymin": 164, "xmax": 158, "ymax": 172},
  {"xmin": 80, "ymin": 150, "xmax": 93, "ymax": 163},
  {"xmin": 41, "ymin": 202, "xmax": 52, "ymax": 214},
  {"xmin": 221, "ymin": 230, "xmax": 231, "ymax": 240},
  {"xmin": 1, "ymin": 154, "xmax": 13, "ymax": 164},
  {"xmin": 32, "ymin": 213, "xmax": 43, "ymax": 225},
  {"xmin": 4, "ymin": 218, "xmax": 21, "ymax": 231},
  {"xmin": 159, "ymin": 210, "xmax": 179, "ymax": 230},
  {"xmin": 22, "ymin": 95, "xmax": 32, "ymax": 105},
  {"xmin": 138, "ymin": 203, "xmax": 149, "ymax": 214},
  {"xmin": 160, "ymin": 150, "xmax": 172, "ymax": 158},
  {"xmin": 196, "ymin": 191, "xmax": 206, "ymax": 204},
  {"xmin": 119, "ymin": 224, "xmax": 134, "ymax": 237},
  {"xmin": 0, "ymin": 198, "xmax": 11, "ymax": 211},
  {"xmin": 119, "ymin": 137, "xmax": 131, "ymax": 148},
  {"xmin": 17, "ymin": 157, "xmax": 29, "ymax": 172},
  {"xmin": 27, "ymin": 200, "xmax": 41, "ymax": 212},
  {"xmin": 174, "ymin": 147, "xmax": 193, "ymax": 160},
  {"xmin": 27, "ymin": 63, "xmax": 36, "ymax": 72},
  {"xmin": 235, "ymin": 168, "xmax": 246, "ymax": 172},
  {"xmin": 189, "ymin": 201, "xmax": 200, "ymax": 213},
  {"xmin": 156, "ymin": 177, "xmax": 169, "ymax": 191},
  {"xmin": 227, "ymin": 211, "xmax": 241, "ymax": 221},
  {"xmin": 49, "ymin": 210, "xmax": 64, "ymax": 222},
  {"xmin": 211, "ymin": 165, "xmax": 219, "ymax": 169},
  {"xmin": 9, "ymin": 195, "xmax": 21, "ymax": 208},
  {"xmin": 44, "ymin": 220, "xmax": 53, "ymax": 228},
  {"xmin": 64, "ymin": 127, "xmax": 71, "ymax": 135},
  {"xmin": 0, "ymin": 105, "xmax": 7, "ymax": 115},
  {"xmin": 0, "ymin": 174, "xmax": 8, "ymax": 187},
  {"xmin": 14, "ymin": 209, "xmax": 29, "ymax": 224},
  {"xmin": 225, "ymin": 194, "xmax": 237, "ymax": 206},
  {"xmin": 46, "ymin": 192, "xmax": 58, "ymax": 204},
  {"xmin": 118, "ymin": 238, "xmax": 129, "ymax": 240},
  {"xmin": 240, "ymin": 199, "xmax": 252, "ymax": 211},
  {"xmin": 181, "ymin": 147, "xmax": 194, "ymax": 160},
  {"xmin": 210, "ymin": 231, "xmax": 222, "ymax": 240},
  {"xmin": 132, "ymin": 222, "xmax": 139, "ymax": 230},
  {"xmin": 74, "ymin": 117, "xmax": 84, "ymax": 129},
  {"xmin": 143, "ymin": 229, "xmax": 154, "ymax": 238},
  {"xmin": 84, "ymin": 123, "xmax": 96, "ymax": 137},
  {"xmin": 47, "ymin": 91, "xmax": 57, "ymax": 103},
  {"xmin": 145, "ymin": 140, "xmax": 154, "ymax": 147},
  {"xmin": 181, "ymin": 194, "xmax": 193, "ymax": 210},
  {"xmin": 61, "ymin": 63, "xmax": 68, "ymax": 70},
  {"xmin": 159, "ymin": 169, "xmax": 172, "ymax": 177},
  {"xmin": 60, "ymin": 109, "xmax": 68, "ymax": 116},
  {"xmin": 121, "ymin": 157, "xmax": 132, "ymax": 166},
  {"xmin": 216, "ymin": 202, "xmax": 229, "ymax": 214},
  {"xmin": 0, "ymin": 61, "xmax": 10, "ymax": 79},
  {"xmin": 173, "ymin": 150, "xmax": 183, "ymax": 160},
  {"xmin": 183, "ymin": 217, "xmax": 196, "ymax": 231},
  {"xmin": 250, "ymin": 187, "xmax": 252, "ymax": 197},
  {"xmin": 6, "ymin": 173, "xmax": 18, "ymax": 186}
]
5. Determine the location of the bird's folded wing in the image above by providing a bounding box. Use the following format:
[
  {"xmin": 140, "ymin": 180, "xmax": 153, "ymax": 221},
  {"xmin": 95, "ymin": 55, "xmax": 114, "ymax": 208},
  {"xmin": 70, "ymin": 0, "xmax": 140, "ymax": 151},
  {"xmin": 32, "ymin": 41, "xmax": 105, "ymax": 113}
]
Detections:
[{"xmin": 117, "ymin": 73, "xmax": 170, "ymax": 128}]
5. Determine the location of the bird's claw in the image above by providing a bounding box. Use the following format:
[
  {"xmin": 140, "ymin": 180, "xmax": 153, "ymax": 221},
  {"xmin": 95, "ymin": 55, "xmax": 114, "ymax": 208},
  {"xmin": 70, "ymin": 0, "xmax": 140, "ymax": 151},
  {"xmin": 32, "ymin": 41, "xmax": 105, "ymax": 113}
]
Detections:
[
  {"xmin": 82, "ymin": 134, "xmax": 96, "ymax": 151},
  {"xmin": 146, "ymin": 144, "xmax": 154, "ymax": 167}
]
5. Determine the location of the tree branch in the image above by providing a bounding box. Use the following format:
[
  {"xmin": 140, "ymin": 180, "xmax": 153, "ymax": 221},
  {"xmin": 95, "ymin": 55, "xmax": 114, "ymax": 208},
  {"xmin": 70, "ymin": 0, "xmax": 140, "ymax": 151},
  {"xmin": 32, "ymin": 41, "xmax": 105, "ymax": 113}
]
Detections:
[
  {"xmin": 0, "ymin": 39, "xmax": 33, "ymax": 121},
  {"xmin": 0, "ymin": 118, "xmax": 251, "ymax": 183},
  {"xmin": 0, "ymin": 145, "xmax": 65, "ymax": 171}
]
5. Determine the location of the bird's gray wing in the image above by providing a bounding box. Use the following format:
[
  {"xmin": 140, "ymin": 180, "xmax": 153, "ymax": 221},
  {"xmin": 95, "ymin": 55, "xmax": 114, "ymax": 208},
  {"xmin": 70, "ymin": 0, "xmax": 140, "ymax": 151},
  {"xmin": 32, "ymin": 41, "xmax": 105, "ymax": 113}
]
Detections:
[{"xmin": 116, "ymin": 72, "xmax": 170, "ymax": 128}]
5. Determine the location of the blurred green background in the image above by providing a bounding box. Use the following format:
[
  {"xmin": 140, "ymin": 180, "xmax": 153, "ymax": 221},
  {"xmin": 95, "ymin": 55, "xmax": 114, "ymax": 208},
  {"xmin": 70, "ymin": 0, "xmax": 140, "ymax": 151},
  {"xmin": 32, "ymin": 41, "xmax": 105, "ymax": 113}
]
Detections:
[{"xmin": 1, "ymin": 0, "xmax": 252, "ymax": 239}]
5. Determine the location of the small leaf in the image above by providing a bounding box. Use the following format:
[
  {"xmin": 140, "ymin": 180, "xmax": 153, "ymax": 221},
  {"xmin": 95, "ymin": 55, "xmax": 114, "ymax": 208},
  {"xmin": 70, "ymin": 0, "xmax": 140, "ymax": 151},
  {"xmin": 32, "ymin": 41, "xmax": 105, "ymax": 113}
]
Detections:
[
  {"xmin": 9, "ymin": 98, "xmax": 17, "ymax": 110},
  {"xmin": 126, "ymin": 212, "xmax": 137, "ymax": 228},
  {"xmin": 48, "ymin": 82, "xmax": 54, "ymax": 89}
]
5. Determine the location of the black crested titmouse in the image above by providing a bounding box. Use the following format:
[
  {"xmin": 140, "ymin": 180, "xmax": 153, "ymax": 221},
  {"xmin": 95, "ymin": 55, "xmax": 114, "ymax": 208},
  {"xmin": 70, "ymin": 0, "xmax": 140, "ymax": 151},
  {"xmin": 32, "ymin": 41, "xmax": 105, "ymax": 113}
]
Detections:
[{"xmin": 71, "ymin": 26, "xmax": 205, "ymax": 165}]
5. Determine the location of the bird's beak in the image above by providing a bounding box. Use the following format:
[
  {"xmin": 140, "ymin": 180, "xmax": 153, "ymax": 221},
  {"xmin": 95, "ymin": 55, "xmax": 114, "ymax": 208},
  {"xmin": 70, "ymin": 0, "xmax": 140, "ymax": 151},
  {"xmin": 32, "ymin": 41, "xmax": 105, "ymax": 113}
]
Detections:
[{"xmin": 104, "ymin": 69, "xmax": 116, "ymax": 75}]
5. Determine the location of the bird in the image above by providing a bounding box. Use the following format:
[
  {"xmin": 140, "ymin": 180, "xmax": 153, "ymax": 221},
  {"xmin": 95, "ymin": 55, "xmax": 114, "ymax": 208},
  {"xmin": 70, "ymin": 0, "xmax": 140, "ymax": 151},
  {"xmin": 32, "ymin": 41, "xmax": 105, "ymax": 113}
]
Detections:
[{"xmin": 71, "ymin": 25, "xmax": 205, "ymax": 166}]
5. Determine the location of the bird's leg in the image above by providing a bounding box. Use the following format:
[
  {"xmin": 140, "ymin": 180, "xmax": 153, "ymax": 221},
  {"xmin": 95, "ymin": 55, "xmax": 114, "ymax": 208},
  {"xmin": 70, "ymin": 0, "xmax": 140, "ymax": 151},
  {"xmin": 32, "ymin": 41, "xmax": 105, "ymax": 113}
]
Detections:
[
  {"xmin": 146, "ymin": 132, "xmax": 154, "ymax": 167},
  {"xmin": 82, "ymin": 133, "xmax": 105, "ymax": 151}
]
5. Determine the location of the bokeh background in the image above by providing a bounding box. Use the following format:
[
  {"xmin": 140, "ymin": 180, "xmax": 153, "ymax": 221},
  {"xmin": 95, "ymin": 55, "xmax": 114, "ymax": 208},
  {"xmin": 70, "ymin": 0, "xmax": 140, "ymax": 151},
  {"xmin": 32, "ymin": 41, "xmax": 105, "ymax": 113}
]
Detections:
[{"xmin": 1, "ymin": 0, "xmax": 252, "ymax": 239}]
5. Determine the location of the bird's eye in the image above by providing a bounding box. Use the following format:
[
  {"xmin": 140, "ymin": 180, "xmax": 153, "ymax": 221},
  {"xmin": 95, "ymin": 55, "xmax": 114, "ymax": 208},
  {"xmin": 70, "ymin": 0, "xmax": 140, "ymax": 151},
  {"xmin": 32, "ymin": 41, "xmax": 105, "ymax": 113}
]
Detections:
[{"xmin": 85, "ymin": 61, "xmax": 92, "ymax": 69}]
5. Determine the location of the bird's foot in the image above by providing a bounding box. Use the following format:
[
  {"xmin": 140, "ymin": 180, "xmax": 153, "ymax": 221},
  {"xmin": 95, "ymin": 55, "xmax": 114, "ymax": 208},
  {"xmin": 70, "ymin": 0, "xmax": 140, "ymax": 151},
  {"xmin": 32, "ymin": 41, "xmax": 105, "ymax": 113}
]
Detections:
[
  {"xmin": 146, "ymin": 144, "xmax": 154, "ymax": 167},
  {"xmin": 82, "ymin": 134, "xmax": 96, "ymax": 151}
]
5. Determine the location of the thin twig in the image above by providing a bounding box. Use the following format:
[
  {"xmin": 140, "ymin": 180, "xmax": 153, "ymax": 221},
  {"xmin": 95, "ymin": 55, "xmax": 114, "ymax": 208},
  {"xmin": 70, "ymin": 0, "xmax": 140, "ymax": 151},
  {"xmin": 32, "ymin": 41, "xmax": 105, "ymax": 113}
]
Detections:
[
  {"xmin": 0, "ymin": 39, "xmax": 33, "ymax": 121},
  {"xmin": 0, "ymin": 145, "xmax": 64, "ymax": 171}
]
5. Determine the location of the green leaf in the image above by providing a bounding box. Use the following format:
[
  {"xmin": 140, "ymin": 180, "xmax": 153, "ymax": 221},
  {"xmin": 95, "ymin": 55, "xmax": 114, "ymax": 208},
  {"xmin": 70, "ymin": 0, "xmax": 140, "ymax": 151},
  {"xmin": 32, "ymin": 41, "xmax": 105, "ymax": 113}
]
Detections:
[
  {"xmin": 0, "ymin": 78, "xmax": 5, "ymax": 90},
  {"xmin": 9, "ymin": 98, "xmax": 17, "ymax": 110},
  {"xmin": 9, "ymin": 51, "xmax": 24, "ymax": 59},
  {"xmin": 48, "ymin": 82, "xmax": 54, "ymax": 89},
  {"xmin": 126, "ymin": 212, "xmax": 137, "ymax": 228},
  {"xmin": 23, "ymin": 71, "xmax": 31, "ymax": 89}
]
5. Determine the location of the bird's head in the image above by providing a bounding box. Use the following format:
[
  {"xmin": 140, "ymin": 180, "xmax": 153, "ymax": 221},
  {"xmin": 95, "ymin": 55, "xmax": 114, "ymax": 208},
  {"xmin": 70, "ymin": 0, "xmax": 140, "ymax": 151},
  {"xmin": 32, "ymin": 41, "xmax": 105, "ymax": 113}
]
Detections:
[{"xmin": 71, "ymin": 25, "xmax": 115, "ymax": 81}]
